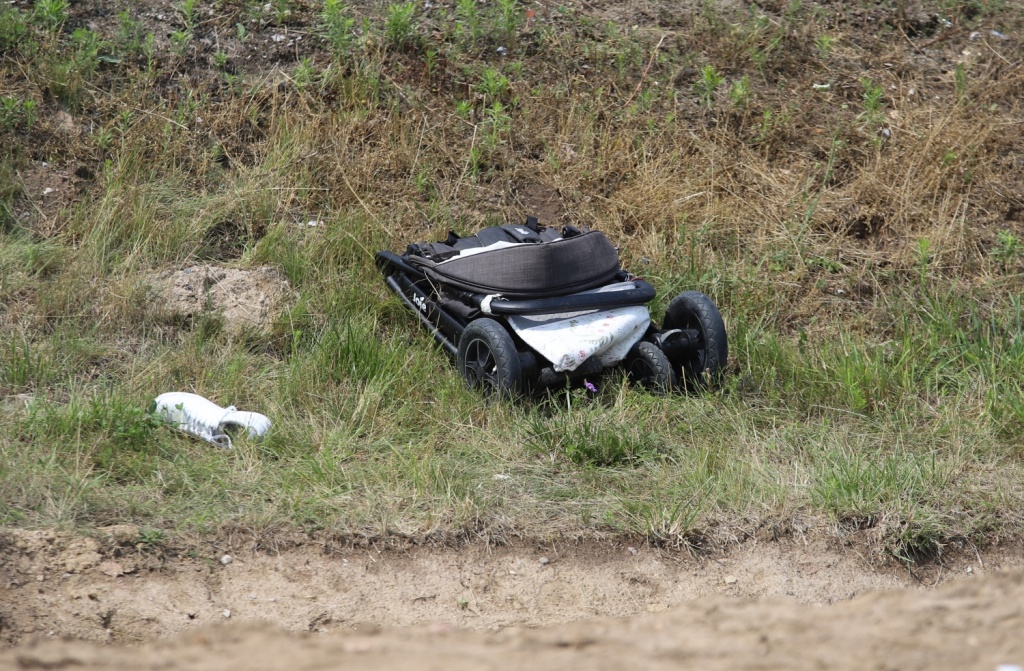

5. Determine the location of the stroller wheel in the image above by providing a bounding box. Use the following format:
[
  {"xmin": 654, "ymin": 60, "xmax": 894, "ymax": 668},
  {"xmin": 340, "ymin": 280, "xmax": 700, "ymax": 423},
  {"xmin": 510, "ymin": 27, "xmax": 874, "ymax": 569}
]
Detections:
[
  {"xmin": 457, "ymin": 318, "xmax": 523, "ymax": 399},
  {"xmin": 625, "ymin": 341, "xmax": 675, "ymax": 395},
  {"xmin": 663, "ymin": 291, "xmax": 728, "ymax": 389}
]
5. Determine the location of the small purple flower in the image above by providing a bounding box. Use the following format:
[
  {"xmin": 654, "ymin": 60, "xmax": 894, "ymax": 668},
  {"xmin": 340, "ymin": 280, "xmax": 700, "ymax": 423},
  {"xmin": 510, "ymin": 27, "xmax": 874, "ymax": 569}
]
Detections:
[{"xmin": 584, "ymin": 380, "xmax": 598, "ymax": 393}]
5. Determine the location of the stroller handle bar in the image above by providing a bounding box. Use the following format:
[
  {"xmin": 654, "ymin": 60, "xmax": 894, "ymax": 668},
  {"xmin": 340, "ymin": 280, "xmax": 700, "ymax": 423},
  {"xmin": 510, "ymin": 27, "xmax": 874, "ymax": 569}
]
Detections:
[{"xmin": 481, "ymin": 280, "xmax": 656, "ymax": 315}]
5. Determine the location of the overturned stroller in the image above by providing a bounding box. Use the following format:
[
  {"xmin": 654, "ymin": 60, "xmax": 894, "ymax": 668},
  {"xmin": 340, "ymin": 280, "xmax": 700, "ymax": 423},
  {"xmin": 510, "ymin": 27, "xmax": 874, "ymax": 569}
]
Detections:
[{"xmin": 375, "ymin": 218, "xmax": 727, "ymax": 397}]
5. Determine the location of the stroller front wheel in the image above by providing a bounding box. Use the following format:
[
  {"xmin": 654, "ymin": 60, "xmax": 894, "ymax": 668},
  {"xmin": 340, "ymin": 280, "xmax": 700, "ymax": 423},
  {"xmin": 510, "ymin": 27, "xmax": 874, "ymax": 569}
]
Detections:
[
  {"xmin": 625, "ymin": 341, "xmax": 676, "ymax": 395},
  {"xmin": 663, "ymin": 290, "xmax": 728, "ymax": 389},
  {"xmin": 457, "ymin": 319, "xmax": 523, "ymax": 399}
]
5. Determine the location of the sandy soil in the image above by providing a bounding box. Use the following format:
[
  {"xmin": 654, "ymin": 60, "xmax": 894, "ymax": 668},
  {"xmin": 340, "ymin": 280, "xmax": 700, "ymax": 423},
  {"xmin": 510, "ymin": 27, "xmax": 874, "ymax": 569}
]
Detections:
[
  {"xmin": 2, "ymin": 529, "xmax": 1023, "ymax": 669},
  {"xmin": 147, "ymin": 266, "xmax": 292, "ymax": 335}
]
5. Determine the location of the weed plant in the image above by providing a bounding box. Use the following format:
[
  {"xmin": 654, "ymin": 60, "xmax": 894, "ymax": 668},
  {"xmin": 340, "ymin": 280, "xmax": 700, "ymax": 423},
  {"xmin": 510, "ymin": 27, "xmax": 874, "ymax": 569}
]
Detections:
[
  {"xmin": 729, "ymin": 76, "xmax": 750, "ymax": 108},
  {"xmin": 321, "ymin": 0, "xmax": 355, "ymax": 55},
  {"xmin": 694, "ymin": 65, "xmax": 724, "ymax": 109},
  {"xmin": 0, "ymin": 0, "xmax": 1022, "ymax": 559},
  {"xmin": 495, "ymin": 0, "xmax": 521, "ymax": 45},
  {"xmin": 385, "ymin": 2, "xmax": 417, "ymax": 51},
  {"xmin": 455, "ymin": 0, "xmax": 481, "ymax": 46},
  {"xmin": 0, "ymin": 6, "xmax": 28, "ymax": 50},
  {"xmin": 814, "ymin": 34, "xmax": 833, "ymax": 59},
  {"xmin": 32, "ymin": 0, "xmax": 67, "ymax": 31}
]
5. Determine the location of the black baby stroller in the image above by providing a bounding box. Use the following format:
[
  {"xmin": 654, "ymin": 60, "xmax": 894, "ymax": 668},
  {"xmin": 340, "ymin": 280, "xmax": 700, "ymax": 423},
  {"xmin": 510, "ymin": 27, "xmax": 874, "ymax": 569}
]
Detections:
[{"xmin": 375, "ymin": 217, "xmax": 727, "ymax": 397}]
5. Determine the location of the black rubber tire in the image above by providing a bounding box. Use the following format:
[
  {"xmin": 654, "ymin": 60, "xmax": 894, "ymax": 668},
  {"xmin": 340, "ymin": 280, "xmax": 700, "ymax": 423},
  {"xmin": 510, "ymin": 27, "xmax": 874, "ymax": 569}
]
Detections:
[
  {"xmin": 457, "ymin": 318, "xmax": 523, "ymax": 399},
  {"xmin": 624, "ymin": 341, "xmax": 676, "ymax": 395},
  {"xmin": 662, "ymin": 291, "xmax": 728, "ymax": 389}
]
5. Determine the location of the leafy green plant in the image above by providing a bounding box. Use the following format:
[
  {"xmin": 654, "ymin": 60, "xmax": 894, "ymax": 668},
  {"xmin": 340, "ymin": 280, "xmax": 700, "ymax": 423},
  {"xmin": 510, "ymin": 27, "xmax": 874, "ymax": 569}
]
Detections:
[
  {"xmin": 808, "ymin": 255, "xmax": 844, "ymax": 273},
  {"xmin": 136, "ymin": 527, "xmax": 166, "ymax": 546},
  {"xmin": 115, "ymin": 9, "xmax": 154, "ymax": 61},
  {"xmin": 992, "ymin": 230, "xmax": 1021, "ymax": 269},
  {"xmin": 293, "ymin": 58, "xmax": 316, "ymax": 90},
  {"xmin": 170, "ymin": 29, "xmax": 192, "ymax": 57},
  {"xmin": 954, "ymin": 62, "xmax": 969, "ymax": 105},
  {"xmin": 414, "ymin": 166, "xmax": 433, "ymax": 196},
  {"xmin": 754, "ymin": 107, "xmax": 774, "ymax": 143},
  {"xmin": 0, "ymin": 97, "xmax": 37, "ymax": 132},
  {"xmin": 784, "ymin": 0, "xmax": 804, "ymax": 24},
  {"xmin": 179, "ymin": 0, "xmax": 199, "ymax": 32},
  {"xmin": 483, "ymin": 101, "xmax": 511, "ymax": 147},
  {"xmin": 455, "ymin": 0, "xmax": 481, "ymax": 44},
  {"xmin": 495, "ymin": 0, "xmax": 520, "ymax": 44},
  {"xmin": 93, "ymin": 127, "xmax": 114, "ymax": 150},
  {"xmin": 33, "ymin": 0, "xmax": 67, "ymax": 31},
  {"xmin": 385, "ymin": 2, "xmax": 417, "ymax": 51},
  {"xmin": 466, "ymin": 144, "xmax": 483, "ymax": 177},
  {"xmin": 0, "ymin": 6, "xmax": 28, "ymax": 50},
  {"xmin": 71, "ymin": 27, "xmax": 102, "ymax": 69},
  {"xmin": 37, "ymin": 29, "xmax": 104, "ymax": 110},
  {"xmin": 748, "ymin": 34, "xmax": 780, "ymax": 73},
  {"xmin": 269, "ymin": 0, "xmax": 293, "ymax": 25},
  {"xmin": 694, "ymin": 65, "xmax": 724, "ymax": 109},
  {"xmin": 21, "ymin": 99, "xmax": 37, "ymax": 128},
  {"xmin": 815, "ymin": 34, "xmax": 834, "ymax": 59},
  {"xmin": 87, "ymin": 396, "xmax": 164, "ymax": 450},
  {"xmin": 321, "ymin": 0, "xmax": 355, "ymax": 54},
  {"xmin": 424, "ymin": 47, "xmax": 439, "ymax": 79},
  {"xmin": 478, "ymin": 67, "xmax": 509, "ymax": 102},
  {"xmin": 729, "ymin": 76, "xmax": 750, "ymax": 108},
  {"xmin": 859, "ymin": 77, "xmax": 885, "ymax": 127}
]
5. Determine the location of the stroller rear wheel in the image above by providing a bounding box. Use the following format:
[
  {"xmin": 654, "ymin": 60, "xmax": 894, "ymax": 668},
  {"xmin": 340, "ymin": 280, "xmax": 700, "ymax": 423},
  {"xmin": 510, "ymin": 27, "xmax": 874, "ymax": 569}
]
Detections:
[
  {"xmin": 625, "ymin": 341, "xmax": 675, "ymax": 395},
  {"xmin": 663, "ymin": 291, "xmax": 728, "ymax": 389},
  {"xmin": 457, "ymin": 319, "xmax": 523, "ymax": 399}
]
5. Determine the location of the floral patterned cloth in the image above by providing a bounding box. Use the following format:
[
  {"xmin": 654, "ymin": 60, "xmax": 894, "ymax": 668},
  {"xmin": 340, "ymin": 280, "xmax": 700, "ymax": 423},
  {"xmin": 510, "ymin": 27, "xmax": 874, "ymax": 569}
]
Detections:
[{"xmin": 506, "ymin": 282, "xmax": 651, "ymax": 372}]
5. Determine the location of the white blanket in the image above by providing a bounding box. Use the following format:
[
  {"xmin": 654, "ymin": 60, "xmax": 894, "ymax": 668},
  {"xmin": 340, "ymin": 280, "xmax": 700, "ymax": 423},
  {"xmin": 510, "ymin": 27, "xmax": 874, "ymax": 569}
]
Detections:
[{"xmin": 506, "ymin": 283, "xmax": 650, "ymax": 372}]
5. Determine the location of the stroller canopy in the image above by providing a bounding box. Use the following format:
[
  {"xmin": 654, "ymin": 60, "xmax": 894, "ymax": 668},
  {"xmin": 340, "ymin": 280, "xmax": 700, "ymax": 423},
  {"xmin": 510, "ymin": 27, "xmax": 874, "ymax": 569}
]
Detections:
[{"xmin": 416, "ymin": 229, "xmax": 621, "ymax": 299}]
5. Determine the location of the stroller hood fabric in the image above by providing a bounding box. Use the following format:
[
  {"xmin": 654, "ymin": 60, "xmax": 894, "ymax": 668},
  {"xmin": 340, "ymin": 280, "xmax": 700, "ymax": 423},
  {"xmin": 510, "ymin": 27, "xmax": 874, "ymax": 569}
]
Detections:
[{"xmin": 421, "ymin": 231, "xmax": 621, "ymax": 299}]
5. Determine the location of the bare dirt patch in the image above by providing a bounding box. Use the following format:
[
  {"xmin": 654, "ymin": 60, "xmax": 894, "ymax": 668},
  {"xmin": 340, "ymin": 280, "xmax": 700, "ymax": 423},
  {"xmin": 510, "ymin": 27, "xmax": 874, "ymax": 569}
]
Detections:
[
  {"xmin": 513, "ymin": 183, "xmax": 565, "ymax": 228},
  {"xmin": 12, "ymin": 159, "xmax": 78, "ymax": 237},
  {"xmin": 147, "ymin": 265, "xmax": 291, "ymax": 336},
  {"xmin": 1, "ymin": 530, "xmax": 1022, "ymax": 669},
  {"xmin": 1, "ymin": 529, "xmax": 1022, "ymax": 653}
]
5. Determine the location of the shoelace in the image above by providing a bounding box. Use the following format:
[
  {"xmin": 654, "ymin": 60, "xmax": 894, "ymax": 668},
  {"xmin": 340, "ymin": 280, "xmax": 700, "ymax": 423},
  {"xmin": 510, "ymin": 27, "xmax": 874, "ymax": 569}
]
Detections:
[{"xmin": 177, "ymin": 404, "xmax": 235, "ymax": 449}]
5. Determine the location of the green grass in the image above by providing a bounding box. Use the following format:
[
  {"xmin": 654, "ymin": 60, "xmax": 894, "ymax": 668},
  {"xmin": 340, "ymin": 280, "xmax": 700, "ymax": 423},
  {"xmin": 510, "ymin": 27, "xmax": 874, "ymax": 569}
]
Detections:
[{"xmin": 0, "ymin": 0, "xmax": 1022, "ymax": 560}]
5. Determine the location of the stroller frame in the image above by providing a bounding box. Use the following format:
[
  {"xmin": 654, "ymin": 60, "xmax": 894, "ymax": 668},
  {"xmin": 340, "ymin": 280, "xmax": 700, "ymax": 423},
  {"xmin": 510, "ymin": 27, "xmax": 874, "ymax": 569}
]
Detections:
[{"xmin": 375, "ymin": 220, "xmax": 727, "ymax": 396}]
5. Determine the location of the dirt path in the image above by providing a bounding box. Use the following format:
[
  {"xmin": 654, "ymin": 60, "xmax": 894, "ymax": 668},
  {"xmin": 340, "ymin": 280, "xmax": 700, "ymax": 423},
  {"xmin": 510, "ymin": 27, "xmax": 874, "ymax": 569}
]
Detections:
[
  {"xmin": 3, "ymin": 528, "xmax": 1023, "ymax": 669},
  {"xmin": 6, "ymin": 570, "xmax": 1024, "ymax": 670}
]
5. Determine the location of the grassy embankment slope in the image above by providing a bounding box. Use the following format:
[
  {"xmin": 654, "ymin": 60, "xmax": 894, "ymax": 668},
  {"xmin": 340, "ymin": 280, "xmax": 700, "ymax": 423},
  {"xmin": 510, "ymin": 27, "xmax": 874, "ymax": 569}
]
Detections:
[{"xmin": 1, "ymin": 0, "xmax": 1022, "ymax": 560}]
